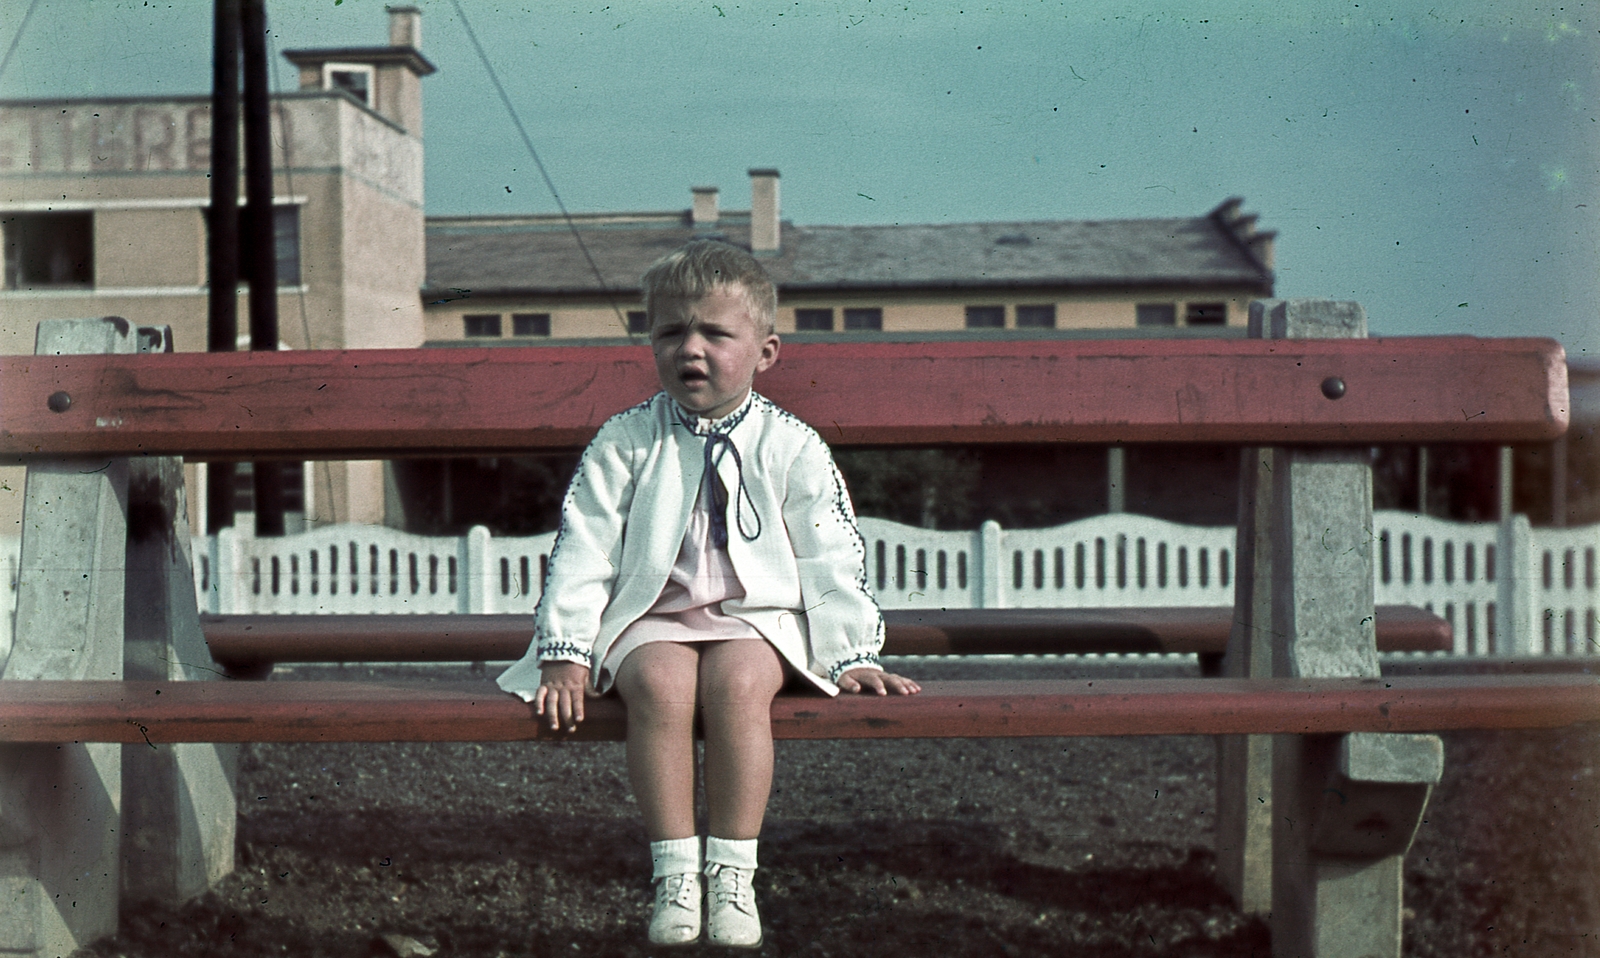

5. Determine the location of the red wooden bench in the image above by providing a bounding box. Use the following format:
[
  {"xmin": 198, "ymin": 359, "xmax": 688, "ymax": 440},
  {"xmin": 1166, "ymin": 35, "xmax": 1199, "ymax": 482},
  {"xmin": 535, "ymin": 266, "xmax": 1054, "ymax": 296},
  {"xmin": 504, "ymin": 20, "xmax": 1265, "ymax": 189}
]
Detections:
[{"xmin": 0, "ymin": 306, "xmax": 1580, "ymax": 958}]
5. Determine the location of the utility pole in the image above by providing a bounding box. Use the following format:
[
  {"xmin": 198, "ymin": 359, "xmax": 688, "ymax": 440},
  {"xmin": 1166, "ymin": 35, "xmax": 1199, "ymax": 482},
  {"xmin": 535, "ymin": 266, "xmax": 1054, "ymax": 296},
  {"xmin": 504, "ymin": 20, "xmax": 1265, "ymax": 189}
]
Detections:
[
  {"xmin": 206, "ymin": 0, "xmax": 240, "ymax": 533},
  {"xmin": 241, "ymin": 0, "xmax": 285, "ymax": 536}
]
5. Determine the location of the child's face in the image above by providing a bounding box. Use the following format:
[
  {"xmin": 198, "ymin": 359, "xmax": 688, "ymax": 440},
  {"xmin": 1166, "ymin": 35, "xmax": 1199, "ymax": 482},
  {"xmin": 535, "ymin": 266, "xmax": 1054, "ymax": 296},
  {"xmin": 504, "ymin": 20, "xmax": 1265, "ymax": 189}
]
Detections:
[{"xmin": 650, "ymin": 286, "xmax": 780, "ymax": 420}]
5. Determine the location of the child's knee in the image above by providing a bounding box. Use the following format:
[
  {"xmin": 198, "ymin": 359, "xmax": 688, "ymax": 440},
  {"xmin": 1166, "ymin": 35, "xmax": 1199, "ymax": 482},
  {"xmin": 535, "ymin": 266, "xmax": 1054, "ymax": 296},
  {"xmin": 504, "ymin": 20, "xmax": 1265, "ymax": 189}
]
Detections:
[
  {"xmin": 617, "ymin": 658, "xmax": 699, "ymax": 712},
  {"xmin": 699, "ymin": 656, "xmax": 783, "ymax": 707}
]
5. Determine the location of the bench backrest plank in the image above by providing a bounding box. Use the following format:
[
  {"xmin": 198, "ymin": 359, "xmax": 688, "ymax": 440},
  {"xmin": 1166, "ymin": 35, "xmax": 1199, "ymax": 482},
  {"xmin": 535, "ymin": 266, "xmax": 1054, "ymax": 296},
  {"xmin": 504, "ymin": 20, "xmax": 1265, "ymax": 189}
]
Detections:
[{"xmin": 1, "ymin": 336, "xmax": 1566, "ymax": 459}]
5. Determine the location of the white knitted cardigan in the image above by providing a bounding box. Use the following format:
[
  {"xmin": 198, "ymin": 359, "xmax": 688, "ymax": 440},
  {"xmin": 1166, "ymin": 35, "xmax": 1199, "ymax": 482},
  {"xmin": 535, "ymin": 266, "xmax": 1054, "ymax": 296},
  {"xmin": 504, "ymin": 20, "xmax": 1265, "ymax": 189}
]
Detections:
[{"xmin": 496, "ymin": 390, "xmax": 885, "ymax": 698}]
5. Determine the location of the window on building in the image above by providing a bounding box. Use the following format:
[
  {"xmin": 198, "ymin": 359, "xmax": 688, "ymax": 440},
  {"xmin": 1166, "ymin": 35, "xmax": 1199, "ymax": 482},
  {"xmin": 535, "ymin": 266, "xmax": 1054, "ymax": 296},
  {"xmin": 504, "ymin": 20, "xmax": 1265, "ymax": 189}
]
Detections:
[
  {"xmin": 965, "ymin": 305, "xmax": 1005, "ymax": 329},
  {"xmin": 1136, "ymin": 303, "xmax": 1177, "ymax": 326},
  {"xmin": 1016, "ymin": 304, "xmax": 1056, "ymax": 328},
  {"xmin": 3, "ymin": 211, "xmax": 93, "ymax": 288},
  {"xmin": 272, "ymin": 205, "xmax": 301, "ymax": 286},
  {"xmin": 463, "ymin": 314, "xmax": 502, "ymax": 337},
  {"xmin": 1185, "ymin": 302, "xmax": 1227, "ymax": 325},
  {"xmin": 323, "ymin": 63, "xmax": 374, "ymax": 105},
  {"xmin": 843, "ymin": 307, "xmax": 883, "ymax": 331},
  {"xmin": 627, "ymin": 310, "xmax": 649, "ymax": 334},
  {"xmin": 203, "ymin": 204, "xmax": 300, "ymax": 287},
  {"xmin": 512, "ymin": 313, "xmax": 551, "ymax": 337},
  {"xmin": 795, "ymin": 308, "xmax": 834, "ymax": 331}
]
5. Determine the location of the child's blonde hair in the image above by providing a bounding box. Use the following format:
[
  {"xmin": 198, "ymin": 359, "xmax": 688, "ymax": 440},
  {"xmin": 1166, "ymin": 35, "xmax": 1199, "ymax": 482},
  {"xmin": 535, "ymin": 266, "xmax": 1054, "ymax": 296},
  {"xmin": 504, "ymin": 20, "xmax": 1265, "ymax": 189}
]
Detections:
[{"xmin": 640, "ymin": 240, "xmax": 778, "ymax": 335}]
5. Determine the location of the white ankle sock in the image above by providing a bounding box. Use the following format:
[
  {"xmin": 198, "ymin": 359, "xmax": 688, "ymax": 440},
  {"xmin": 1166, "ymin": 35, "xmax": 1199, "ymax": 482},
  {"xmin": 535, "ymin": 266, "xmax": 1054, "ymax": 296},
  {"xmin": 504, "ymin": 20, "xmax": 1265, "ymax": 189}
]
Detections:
[
  {"xmin": 704, "ymin": 836, "xmax": 758, "ymax": 871},
  {"xmin": 650, "ymin": 837, "xmax": 702, "ymax": 879}
]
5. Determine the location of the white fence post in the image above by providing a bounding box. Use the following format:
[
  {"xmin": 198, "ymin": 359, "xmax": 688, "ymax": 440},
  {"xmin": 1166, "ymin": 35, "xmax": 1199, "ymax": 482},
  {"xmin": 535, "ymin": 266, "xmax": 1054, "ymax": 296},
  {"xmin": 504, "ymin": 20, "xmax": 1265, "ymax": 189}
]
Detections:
[
  {"xmin": 978, "ymin": 520, "xmax": 1003, "ymax": 609},
  {"xmin": 215, "ymin": 526, "xmax": 242, "ymax": 615},
  {"xmin": 1495, "ymin": 514, "xmax": 1534, "ymax": 655},
  {"xmin": 465, "ymin": 525, "xmax": 492, "ymax": 613}
]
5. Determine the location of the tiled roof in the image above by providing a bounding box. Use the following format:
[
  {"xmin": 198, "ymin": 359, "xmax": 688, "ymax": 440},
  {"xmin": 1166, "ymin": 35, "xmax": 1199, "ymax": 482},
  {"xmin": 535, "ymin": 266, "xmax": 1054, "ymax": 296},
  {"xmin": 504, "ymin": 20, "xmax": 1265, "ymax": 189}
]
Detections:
[{"xmin": 422, "ymin": 203, "xmax": 1274, "ymax": 299}]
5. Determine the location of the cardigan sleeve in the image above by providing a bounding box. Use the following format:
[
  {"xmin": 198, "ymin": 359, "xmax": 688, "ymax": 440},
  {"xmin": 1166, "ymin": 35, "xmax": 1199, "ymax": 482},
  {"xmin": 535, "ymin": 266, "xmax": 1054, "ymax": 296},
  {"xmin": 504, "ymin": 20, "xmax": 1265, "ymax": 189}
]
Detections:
[
  {"xmin": 530, "ymin": 413, "xmax": 641, "ymax": 669},
  {"xmin": 781, "ymin": 430, "xmax": 886, "ymax": 683}
]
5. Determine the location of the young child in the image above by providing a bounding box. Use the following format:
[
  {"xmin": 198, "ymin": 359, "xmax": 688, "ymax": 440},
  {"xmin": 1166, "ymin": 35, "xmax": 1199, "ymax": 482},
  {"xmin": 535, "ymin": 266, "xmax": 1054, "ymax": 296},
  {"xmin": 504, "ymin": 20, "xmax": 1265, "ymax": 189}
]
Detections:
[{"xmin": 496, "ymin": 239, "xmax": 919, "ymax": 948}]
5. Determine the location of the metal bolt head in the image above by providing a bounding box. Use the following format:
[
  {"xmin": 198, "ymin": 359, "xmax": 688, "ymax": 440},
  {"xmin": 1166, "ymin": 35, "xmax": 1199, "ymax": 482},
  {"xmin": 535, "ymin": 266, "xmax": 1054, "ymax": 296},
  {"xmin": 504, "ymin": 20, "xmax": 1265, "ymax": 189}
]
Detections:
[
  {"xmin": 46, "ymin": 391, "xmax": 72, "ymax": 413},
  {"xmin": 1320, "ymin": 376, "xmax": 1346, "ymax": 400}
]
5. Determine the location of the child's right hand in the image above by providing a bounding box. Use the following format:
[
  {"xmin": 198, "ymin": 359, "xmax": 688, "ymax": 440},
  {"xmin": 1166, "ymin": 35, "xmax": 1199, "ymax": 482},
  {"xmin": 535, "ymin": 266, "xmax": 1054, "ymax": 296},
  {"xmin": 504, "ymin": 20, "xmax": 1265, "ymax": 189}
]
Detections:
[{"xmin": 535, "ymin": 662, "xmax": 594, "ymax": 732}]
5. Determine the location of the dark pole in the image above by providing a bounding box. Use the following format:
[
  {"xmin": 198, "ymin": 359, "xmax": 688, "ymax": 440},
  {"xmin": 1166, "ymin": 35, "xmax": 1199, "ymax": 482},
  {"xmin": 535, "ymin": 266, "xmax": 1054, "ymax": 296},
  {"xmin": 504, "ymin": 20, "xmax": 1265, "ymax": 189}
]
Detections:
[
  {"xmin": 241, "ymin": 0, "xmax": 285, "ymax": 536},
  {"xmin": 207, "ymin": 0, "xmax": 241, "ymax": 533}
]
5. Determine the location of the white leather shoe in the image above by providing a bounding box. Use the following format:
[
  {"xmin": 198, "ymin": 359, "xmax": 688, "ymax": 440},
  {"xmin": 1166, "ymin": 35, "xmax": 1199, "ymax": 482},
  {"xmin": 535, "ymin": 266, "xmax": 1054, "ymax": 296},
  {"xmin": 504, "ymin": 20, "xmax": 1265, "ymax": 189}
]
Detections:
[
  {"xmin": 648, "ymin": 872, "xmax": 702, "ymax": 946},
  {"xmin": 704, "ymin": 863, "xmax": 762, "ymax": 948}
]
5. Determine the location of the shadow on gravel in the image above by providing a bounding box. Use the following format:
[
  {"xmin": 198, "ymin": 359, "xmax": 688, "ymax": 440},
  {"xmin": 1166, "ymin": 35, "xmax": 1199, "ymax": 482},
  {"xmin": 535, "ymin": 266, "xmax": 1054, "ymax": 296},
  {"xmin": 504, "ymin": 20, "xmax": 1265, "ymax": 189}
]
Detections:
[
  {"xmin": 90, "ymin": 810, "xmax": 1269, "ymax": 957},
  {"xmin": 243, "ymin": 807, "xmax": 648, "ymax": 879},
  {"xmin": 769, "ymin": 819, "xmax": 1237, "ymax": 913}
]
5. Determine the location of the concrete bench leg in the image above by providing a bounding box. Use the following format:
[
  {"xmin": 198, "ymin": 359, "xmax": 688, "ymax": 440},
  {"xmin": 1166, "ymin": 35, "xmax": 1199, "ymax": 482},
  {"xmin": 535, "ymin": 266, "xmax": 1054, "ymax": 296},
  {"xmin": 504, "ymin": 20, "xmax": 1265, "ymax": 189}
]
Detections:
[
  {"xmin": 0, "ymin": 318, "xmax": 133, "ymax": 957},
  {"xmin": 1259, "ymin": 300, "xmax": 1439, "ymax": 958},
  {"xmin": 1273, "ymin": 732, "xmax": 1442, "ymax": 958},
  {"xmin": 120, "ymin": 329, "xmax": 238, "ymax": 905},
  {"xmin": 1213, "ymin": 300, "xmax": 1284, "ymax": 915},
  {"xmin": 1216, "ymin": 444, "xmax": 1276, "ymax": 915}
]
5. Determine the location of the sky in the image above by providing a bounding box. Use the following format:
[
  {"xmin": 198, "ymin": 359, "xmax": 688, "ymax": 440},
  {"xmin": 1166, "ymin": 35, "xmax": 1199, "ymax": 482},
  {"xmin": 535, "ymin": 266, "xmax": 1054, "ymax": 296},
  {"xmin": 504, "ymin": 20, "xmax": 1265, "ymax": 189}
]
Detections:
[{"xmin": 2, "ymin": 0, "xmax": 1597, "ymax": 358}]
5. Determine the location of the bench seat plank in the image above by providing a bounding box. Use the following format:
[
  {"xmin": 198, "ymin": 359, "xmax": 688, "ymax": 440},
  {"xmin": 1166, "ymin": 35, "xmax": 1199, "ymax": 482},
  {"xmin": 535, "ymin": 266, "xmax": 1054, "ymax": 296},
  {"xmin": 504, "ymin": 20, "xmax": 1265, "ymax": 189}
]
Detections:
[
  {"xmin": 0, "ymin": 337, "xmax": 1566, "ymax": 459},
  {"xmin": 2, "ymin": 675, "xmax": 1593, "ymax": 744},
  {"xmin": 200, "ymin": 606, "xmax": 1451, "ymax": 670}
]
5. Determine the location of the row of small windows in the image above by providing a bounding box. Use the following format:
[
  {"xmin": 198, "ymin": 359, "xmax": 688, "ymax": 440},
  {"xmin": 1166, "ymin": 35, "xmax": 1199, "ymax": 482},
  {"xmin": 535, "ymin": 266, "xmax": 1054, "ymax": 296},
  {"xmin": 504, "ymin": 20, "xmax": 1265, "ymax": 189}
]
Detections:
[
  {"xmin": 795, "ymin": 307, "xmax": 886, "ymax": 331},
  {"xmin": 464, "ymin": 313, "xmax": 551, "ymax": 338},
  {"xmin": 1137, "ymin": 302, "xmax": 1227, "ymax": 326},
  {"xmin": 963, "ymin": 304, "xmax": 1058, "ymax": 329},
  {"xmin": 2, "ymin": 208, "xmax": 302, "ymax": 289},
  {"xmin": 796, "ymin": 303, "xmax": 1223, "ymax": 331},
  {"xmin": 461, "ymin": 302, "xmax": 1230, "ymax": 337},
  {"xmin": 803, "ymin": 306, "xmax": 1062, "ymax": 331},
  {"xmin": 466, "ymin": 311, "xmax": 652, "ymax": 338}
]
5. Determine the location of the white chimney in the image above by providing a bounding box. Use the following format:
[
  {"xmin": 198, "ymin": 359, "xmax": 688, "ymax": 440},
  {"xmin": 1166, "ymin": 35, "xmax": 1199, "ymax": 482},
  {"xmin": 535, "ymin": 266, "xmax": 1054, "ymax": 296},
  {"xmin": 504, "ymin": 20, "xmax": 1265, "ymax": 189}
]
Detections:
[
  {"xmin": 692, "ymin": 186, "xmax": 720, "ymax": 226},
  {"xmin": 748, "ymin": 168, "xmax": 780, "ymax": 253},
  {"xmin": 388, "ymin": 5, "xmax": 422, "ymax": 48}
]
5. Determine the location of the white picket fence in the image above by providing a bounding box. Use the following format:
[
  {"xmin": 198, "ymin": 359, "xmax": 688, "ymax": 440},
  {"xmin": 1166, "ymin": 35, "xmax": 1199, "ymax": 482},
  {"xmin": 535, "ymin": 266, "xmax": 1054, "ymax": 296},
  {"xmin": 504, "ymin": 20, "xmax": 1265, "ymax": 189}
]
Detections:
[
  {"xmin": 192, "ymin": 525, "xmax": 547, "ymax": 616},
  {"xmin": 0, "ymin": 511, "xmax": 1591, "ymax": 658},
  {"xmin": 853, "ymin": 513, "xmax": 1237, "ymax": 611},
  {"xmin": 166, "ymin": 511, "xmax": 1600, "ymax": 659}
]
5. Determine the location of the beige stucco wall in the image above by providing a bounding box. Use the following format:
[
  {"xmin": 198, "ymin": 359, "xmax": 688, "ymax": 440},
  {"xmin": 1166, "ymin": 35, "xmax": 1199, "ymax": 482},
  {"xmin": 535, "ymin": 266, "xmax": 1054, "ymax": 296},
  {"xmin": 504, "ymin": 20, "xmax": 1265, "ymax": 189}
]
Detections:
[
  {"xmin": 96, "ymin": 207, "xmax": 205, "ymax": 287},
  {"xmin": 340, "ymin": 176, "xmax": 425, "ymax": 348},
  {"xmin": 375, "ymin": 64, "xmax": 424, "ymax": 141},
  {"xmin": 304, "ymin": 460, "xmax": 387, "ymax": 526}
]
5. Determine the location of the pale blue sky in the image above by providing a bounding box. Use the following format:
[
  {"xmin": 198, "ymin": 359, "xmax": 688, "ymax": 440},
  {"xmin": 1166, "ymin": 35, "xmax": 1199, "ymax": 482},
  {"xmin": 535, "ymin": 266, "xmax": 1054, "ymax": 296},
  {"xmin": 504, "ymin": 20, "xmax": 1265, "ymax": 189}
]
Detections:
[{"xmin": 3, "ymin": 0, "xmax": 1596, "ymax": 357}]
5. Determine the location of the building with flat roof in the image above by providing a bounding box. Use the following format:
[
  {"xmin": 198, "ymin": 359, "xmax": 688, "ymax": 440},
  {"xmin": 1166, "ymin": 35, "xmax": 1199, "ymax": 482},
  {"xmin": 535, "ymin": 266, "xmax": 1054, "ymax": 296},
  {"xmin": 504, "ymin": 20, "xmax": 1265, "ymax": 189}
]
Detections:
[{"xmin": 0, "ymin": 6, "xmax": 434, "ymax": 535}]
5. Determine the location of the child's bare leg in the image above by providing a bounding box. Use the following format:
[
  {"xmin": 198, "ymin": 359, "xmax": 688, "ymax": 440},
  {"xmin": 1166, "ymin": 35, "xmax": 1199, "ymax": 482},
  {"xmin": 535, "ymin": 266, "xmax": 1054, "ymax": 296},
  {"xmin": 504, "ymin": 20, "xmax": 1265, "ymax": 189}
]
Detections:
[
  {"xmin": 696, "ymin": 640, "xmax": 785, "ymax": 840},
  {"xmin": 614, "ymin": 642, "xmax": 702, "ymax": 840}
]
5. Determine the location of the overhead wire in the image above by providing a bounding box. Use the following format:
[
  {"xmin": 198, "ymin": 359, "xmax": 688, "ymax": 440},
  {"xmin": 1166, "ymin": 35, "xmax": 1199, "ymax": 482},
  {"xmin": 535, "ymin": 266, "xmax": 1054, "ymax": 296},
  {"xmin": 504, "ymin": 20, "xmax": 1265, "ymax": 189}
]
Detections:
[
  {"xmin": 0, "ymin": 0, "xmax": 43, "ymax": 88},
  {"xmin": 446, "ymin": 0, "xmax": 636, "ymax": 339}
]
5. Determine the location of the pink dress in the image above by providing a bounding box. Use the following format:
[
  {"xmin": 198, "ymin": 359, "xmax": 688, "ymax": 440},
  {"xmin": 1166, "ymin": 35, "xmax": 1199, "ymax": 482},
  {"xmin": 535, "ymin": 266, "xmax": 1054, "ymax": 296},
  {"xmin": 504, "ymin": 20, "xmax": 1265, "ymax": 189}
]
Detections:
[{"xmin": 598, "ymin": 473, "xmax": 762, "ymax": 687}]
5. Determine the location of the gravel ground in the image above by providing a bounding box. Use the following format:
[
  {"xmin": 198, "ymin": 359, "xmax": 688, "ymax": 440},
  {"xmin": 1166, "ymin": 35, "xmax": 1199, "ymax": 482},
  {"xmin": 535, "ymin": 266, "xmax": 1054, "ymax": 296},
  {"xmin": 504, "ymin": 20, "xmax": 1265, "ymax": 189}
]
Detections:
[{"xmin": 80, "ymin": 658, "xmax": 1599, "ymax": 958}]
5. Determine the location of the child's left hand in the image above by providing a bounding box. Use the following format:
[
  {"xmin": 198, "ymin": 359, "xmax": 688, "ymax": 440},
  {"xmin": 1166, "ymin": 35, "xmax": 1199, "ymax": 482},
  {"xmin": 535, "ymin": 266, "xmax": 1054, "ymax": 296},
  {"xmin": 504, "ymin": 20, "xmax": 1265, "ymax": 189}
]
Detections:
[{"xmin": 838, "ymin": 668, "xmax": 921, "ymax": 695}]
